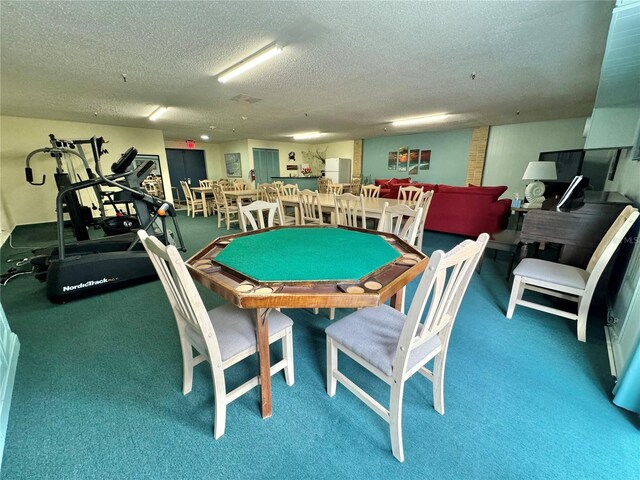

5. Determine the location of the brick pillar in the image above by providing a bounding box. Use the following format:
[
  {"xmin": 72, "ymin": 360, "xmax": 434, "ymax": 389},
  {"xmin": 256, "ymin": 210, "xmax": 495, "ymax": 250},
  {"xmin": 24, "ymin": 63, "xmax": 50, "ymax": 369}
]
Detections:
[
  {"xmin": 466, "ymin": 126, "xmax": 489, "ymax": 186},
  {"xmin": 353, "ymin": 139, "xmax": 363, "ymax": 177}
]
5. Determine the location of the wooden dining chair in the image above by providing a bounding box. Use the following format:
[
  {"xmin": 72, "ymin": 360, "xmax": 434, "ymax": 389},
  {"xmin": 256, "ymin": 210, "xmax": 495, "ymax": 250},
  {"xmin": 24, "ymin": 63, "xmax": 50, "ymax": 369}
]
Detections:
[
  {"xmin": 256, "ymin": 183, "xmax": 272, "ymax": 200},
  {"xmin": 233, "ymin": 179, "xmax": 250, "ymax": 191},
  {"xmin": 262, "ymin": 185, "xmax": 279, "ymax": 202},
  {"xmin": 349, "ymin": 177, "xmax": 362, "ymax": 196},
  {"xmin": 281, "ymin": 184, "xmax": 299, "ymax": 196},
  {"xmin": 238, "ymin": 200, "xmax": 281, "ymax": 232},
  {"xmin": 212, "ymin": 183, "xmax": 239, "ymax": 229},
  {"xmin": 180, "ymin": 180, "xmax": 205, "ymax": 218},
  {"xmin": 317, "ymin": 177, "xmax": 331, "ymax": 194},
  {"xmin": 507, "ymin": 205, "xmax": 639, "ymax": 342},
  {"xmin": 326, "ymin": 234, "xmax": 488, "ymax": 461},
  {"xmin": 398, "ymin": 185, "xmax": 424, "ymax": 204},
  {"xmin": 137, "ymin": 230, "xmax": 294, "ymax": 439},
  {"xmin": 298, "ymin": 189, "xmax": 323, "ymax": 225},
  {"xmin": 361, "ymin": 184, "xmax": 381, "ymax": 198},
  {"xmin": 326, "ymin": 184, "xmax": 344, "ymax": 195},
  {"xmin": 334, "ymin": 193, "xmax": 367, "ymax": 228},
  {"xmin": 377, "ymin": 202, "xmax": 424, "ymax": 313},
  {"xmin": 274, "ymin": 189, "xmax": 297, "ymax": 226},
  {"xmin": 377, "ymin": 202, "xmax": 423, "ymax": 246}
]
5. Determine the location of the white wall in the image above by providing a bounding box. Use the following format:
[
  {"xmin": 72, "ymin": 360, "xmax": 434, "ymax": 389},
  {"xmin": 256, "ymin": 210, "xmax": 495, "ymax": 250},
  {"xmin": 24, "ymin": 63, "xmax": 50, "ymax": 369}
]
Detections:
[
  {"xmin": 482, "ymin": 117, "xmax": 588, "ymax": 198},
  {"xmin": 0, "ymin": 116, "xmax": 169, "ymax": 234}
]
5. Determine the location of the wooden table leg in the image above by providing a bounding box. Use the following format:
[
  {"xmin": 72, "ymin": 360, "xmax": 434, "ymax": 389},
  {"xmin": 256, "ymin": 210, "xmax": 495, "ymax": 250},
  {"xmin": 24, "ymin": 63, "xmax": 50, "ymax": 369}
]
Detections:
[
  {"xmin": 254, "ymin": 307, "xmax": 272, "ymax": 418},
  {"xmin": 390, "ymin": 288, "xmax": 404, "ymax": 311},
  {"xmin": 199, "ymin": 192, "xmax": 208, "ymax": 217}
]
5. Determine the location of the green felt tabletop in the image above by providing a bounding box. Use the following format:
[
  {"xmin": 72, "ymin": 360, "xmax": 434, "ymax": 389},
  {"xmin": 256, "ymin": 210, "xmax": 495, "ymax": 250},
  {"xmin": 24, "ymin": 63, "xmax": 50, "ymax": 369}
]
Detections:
[{"xmin": 214, "ymin": 227, "xmax": 401, "ymax": 282}]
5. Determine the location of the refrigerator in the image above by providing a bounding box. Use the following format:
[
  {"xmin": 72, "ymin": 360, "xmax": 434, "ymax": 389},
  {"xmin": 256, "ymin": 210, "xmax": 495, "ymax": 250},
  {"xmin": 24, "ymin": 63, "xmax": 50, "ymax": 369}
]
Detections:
[{"xmin": 324, "ymin": 158, "xmax": 352, "ymax": 183}]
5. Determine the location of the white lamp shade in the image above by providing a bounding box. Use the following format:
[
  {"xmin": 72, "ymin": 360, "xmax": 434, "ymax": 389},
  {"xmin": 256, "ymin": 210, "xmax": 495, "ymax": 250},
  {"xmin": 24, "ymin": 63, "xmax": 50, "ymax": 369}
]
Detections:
[{"xmin": 522, "ymin": 161, "xmax": 557, "ymax": 181}]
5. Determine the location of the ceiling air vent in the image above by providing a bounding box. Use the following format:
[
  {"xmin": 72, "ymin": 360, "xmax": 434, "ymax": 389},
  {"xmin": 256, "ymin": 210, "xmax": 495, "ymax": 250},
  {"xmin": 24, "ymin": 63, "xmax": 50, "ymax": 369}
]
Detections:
[{"xmin": 230, "ymin": 94, "xmax": 262, "ymax": 104}]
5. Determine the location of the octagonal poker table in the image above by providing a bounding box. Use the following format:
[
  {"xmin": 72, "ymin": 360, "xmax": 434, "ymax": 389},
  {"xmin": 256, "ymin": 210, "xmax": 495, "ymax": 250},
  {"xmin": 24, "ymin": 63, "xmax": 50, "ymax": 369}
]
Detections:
[{"xmin": 187, "ymin": 225, "xmax": 427, "ymax": 419}]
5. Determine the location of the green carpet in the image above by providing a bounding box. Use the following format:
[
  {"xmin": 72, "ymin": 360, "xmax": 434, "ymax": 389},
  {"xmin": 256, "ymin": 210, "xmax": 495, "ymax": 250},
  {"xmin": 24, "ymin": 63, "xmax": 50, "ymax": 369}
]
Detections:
[{"xmin": 1, "ymin": 213, "xmax": 638, "ymax": 479}]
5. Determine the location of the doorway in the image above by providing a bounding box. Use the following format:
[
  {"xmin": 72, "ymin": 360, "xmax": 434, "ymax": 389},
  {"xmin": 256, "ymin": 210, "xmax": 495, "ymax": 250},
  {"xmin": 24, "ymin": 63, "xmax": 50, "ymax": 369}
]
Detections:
[
  {"xmin": 166, "ymin": 149, "xmax": 207, "ymax": 206},
  {"xmin": 253, "ymin": 148, "xmax": 280, "ymax": 184}
]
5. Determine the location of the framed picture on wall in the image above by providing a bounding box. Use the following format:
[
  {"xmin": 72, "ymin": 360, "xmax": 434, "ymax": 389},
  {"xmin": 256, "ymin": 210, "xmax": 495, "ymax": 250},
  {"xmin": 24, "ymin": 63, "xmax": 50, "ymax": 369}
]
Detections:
[
  {"xmin": 419, "ymin": 150, "xmax": 431, "ymax": 170},
  {"xmin": 224, "ymin": 153, "xmax": 242, "ymax": 177},
  {"xmin": 388, "ymin": 152, "xmax": 398, "ymax": 170},
  {"xmin": 398, "ymin": 147, "xmax": 408, "ymax": 172},
  {"xmin": 408, "ymin": 149, "xmax": 419, "ymax": 175}
]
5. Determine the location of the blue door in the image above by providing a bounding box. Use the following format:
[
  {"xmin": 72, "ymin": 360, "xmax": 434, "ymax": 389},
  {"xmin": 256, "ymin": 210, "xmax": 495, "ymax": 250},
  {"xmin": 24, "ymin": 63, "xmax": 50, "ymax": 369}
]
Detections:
[{"xmin": 253, "ymin": 148, "xmax": 280, "ymax": 184}]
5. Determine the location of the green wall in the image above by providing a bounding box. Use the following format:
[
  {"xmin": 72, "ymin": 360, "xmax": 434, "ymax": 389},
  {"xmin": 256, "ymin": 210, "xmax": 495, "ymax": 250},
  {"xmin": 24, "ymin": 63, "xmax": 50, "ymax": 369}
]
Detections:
[{"xmin": 362, "ymin": 129, "xmax": 473, "ymax": 185}]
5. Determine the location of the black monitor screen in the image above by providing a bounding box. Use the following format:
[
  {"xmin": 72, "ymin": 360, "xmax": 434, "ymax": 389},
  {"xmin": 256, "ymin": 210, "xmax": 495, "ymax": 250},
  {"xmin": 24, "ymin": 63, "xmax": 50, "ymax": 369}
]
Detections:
[{"xmin": 538, "ymin": 149, "xmax": 585, "ymax": 183}]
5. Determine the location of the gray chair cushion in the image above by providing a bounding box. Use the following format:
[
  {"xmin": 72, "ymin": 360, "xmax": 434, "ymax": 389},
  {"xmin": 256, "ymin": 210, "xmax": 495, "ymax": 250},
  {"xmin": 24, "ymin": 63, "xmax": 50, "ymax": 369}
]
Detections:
[
  {"xmin": 208, "ymin": 304, "xmax": 293, "ymax": 362},
  {"xmin": 325, "ymin": 304, "xmax": 441, "ymax": 377},
  {"xmin": 514, "ymin": 258, "xmax": 588, "ymax": 290}
]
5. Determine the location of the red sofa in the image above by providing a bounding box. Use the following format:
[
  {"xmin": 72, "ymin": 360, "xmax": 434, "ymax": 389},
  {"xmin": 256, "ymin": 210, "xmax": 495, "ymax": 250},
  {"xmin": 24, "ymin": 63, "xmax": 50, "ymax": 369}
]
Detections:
[{"xmin": 375, "ymin": 180, "xmax": 511, "ymax": 236}]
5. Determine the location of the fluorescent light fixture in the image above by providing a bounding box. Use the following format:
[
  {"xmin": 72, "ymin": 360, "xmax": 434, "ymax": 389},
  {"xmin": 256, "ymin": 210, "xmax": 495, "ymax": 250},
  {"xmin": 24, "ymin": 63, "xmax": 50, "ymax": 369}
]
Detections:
[
  {"xmin": 292, "ymin": 132, "xmax": 324, "ymax": 140},
  {"xmin": 218, "ymin": 43, "xmax": 283, "ymax": 83},
  {"xmin": 200, "ymin": 134, "xmax": 209, "ymax": 140},
  {"xmin": 148, "ymin": 106, "xmax": 168, "ymax": 121},
  {"xmin": 392, "ymin": 113, "xmax": 449, "ymax": 127}
]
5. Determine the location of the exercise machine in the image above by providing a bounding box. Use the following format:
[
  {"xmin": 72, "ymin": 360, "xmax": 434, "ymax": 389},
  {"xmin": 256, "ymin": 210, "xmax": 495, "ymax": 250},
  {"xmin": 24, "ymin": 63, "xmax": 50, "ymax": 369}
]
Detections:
[{"xmin": 27, "ymin": 135, "xmax": 185, "ymax": 302}]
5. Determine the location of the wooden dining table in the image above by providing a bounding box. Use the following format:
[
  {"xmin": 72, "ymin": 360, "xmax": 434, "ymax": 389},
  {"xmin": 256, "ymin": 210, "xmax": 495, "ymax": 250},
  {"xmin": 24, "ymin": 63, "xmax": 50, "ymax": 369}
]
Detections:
[
  {"xmin": 279, "ymin": 193, "xmax": 402, "ymax": 223},
  {"xmin": 224, "ymin": 189, "xmax": 259, "ymax": 203}
]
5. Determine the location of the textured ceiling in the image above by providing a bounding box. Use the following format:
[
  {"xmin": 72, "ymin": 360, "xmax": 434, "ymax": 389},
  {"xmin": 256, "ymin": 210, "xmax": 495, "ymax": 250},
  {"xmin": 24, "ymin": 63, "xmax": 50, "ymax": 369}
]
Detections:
[{"xmin": 0, "ymin": 1, "xmax": 614, "ymax": 143}]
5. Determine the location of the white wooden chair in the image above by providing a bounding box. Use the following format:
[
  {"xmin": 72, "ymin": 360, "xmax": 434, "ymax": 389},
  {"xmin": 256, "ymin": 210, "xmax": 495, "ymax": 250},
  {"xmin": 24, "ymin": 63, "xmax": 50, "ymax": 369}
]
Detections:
[
  {"xmin": 281, "ymin": 183, "xmax": 299, "ymax": 196},
  {"xmin": 275, "ymin": 189, "xmax": 297, "ymax": 226},
  {"xmin": 298, "ymin": 189, "xmax": 323, "ymax": 225},
  {"xmin": 334, "ymin": 193, "xmax": 367, "ymax": 228},
  {"xmin": 398, "ymin": 185, "xmax": 424, "ymax": 204},
  {"xmin": 377, "ymin": 202, "xmax": 424, "ymax": 312},
  {"xmin": 212, "ymin": 183, "xmax": 239, "ymax": 229},
  {"xmin": 326, "ymin": 184, "xmax": 344, "ymax": 195},
  {"xmin": 361, "ymin": 184, "xmax": 381, "ymax": 198},
  {"xmin": 180, "ymin": 180, "xmax": 205, "ymax": 217},
  {"xmin": 507, "ymin": 205, "xmax": 639, "ymax": 342},
  {"xmin": 238, "ymin": 200, "xmax": 281, "ymax": 232},
  {"xmin": 199, "ymin": 179, "xmax": 214, "ymax": 188},
  {"xmin": 377, "ymin": 202, "xmax": 423, "ymax": 246},
  {"xmin": 326, "ymin": 234, "xmax": 488, "ymax": 462},
  {"xmin": 137, "ymin": 230, "xmax": 294, "ymax": 439}
]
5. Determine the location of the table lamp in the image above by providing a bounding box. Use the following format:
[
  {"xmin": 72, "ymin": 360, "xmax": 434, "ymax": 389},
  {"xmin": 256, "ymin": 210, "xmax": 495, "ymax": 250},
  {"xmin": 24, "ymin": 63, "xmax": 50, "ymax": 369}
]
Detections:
[{"xmin": 522, "ymin": 161, "xmax": 557, "ymax": 207}]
